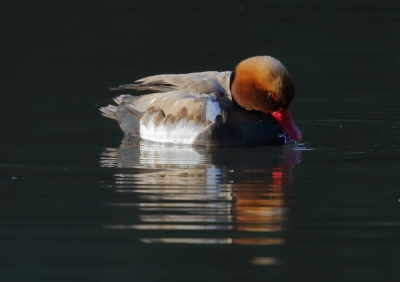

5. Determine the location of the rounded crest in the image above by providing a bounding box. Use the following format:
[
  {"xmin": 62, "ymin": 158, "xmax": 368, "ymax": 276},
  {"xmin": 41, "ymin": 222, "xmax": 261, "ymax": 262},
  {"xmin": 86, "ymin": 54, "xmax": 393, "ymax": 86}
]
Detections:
[{"xmin": 231, "ymin": 56, "xmax": 295, "ymax": 113}]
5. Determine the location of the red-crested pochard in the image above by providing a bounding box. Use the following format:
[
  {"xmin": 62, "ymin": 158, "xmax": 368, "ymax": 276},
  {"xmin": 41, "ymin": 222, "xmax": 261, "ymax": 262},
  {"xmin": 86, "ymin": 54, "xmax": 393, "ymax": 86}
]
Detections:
[{"xmin": 101, "ymin": 56, "xmax": 301, "ymax": 146}]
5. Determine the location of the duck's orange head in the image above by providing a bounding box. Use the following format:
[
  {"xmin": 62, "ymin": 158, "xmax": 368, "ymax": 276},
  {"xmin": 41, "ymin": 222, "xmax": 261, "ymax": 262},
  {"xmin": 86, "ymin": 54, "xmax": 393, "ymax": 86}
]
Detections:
[{"xmin": 230, "ymin": 56, "xmax": 302, "ymax": 141}]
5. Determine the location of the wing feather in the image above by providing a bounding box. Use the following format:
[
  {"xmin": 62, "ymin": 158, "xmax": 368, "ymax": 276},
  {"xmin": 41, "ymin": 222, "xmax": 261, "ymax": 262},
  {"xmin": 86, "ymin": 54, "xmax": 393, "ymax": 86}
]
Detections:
[{"xmin": 110, "ymin": 71, "xmax": 232, "ymax": 97}]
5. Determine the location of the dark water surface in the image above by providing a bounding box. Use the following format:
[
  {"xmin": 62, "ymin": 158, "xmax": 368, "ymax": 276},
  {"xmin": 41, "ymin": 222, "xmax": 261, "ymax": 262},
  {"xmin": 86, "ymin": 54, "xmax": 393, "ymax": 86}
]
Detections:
[{"xmin": 1, "ymin": 1, "xmax": 400, "ymax": 281}]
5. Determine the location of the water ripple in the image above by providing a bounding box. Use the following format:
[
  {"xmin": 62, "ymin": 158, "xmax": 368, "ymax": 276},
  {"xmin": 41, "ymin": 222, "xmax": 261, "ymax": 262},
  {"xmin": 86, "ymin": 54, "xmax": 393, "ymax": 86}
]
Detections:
[{"xmin": 100, "ymin": 137, "xmax": 303, "ymax": 262}]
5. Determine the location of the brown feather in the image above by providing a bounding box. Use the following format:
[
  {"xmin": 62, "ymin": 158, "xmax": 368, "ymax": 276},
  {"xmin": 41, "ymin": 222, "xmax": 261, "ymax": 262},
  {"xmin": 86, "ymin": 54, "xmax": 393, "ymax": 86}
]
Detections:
[{"xmin": 231, "ymin": 56, "xmax": 295, "ymax": 113}]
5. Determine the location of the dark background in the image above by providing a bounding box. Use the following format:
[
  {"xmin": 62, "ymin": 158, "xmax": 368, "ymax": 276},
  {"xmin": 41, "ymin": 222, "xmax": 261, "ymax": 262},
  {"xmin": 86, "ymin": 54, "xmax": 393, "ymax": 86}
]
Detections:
[{"xmin": 1, "ymin": 1, "xmax": 400, "ymax": 281}]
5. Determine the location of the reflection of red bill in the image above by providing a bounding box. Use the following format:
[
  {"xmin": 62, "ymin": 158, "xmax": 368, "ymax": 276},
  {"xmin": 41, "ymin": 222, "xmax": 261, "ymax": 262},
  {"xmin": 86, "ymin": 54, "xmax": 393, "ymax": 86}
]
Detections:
[{"xmin": 272, "ymin": 108, "xmax": 302, "ymax": 142}]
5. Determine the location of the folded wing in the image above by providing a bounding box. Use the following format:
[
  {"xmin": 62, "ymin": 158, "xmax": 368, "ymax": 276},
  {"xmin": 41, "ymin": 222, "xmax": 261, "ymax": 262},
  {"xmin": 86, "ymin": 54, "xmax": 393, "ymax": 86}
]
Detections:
[
  {"xmin": 109, "ymin": 71, "xmax": 232, "ymax": 99},
  {"xmin": 102, "ymin": 71, "xmax": 232, "ymax": 138}
]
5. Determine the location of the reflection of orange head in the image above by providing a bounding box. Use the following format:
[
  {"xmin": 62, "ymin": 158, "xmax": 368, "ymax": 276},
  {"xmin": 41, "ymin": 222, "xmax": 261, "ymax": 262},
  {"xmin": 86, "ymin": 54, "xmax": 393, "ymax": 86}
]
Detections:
[
  {"xmin": 232, "ymin": 166, "xmax": 294, "ymax": 233},
  {"xmin": 233, "ymin": 237, "xmax": 284, "ymax": 245}
]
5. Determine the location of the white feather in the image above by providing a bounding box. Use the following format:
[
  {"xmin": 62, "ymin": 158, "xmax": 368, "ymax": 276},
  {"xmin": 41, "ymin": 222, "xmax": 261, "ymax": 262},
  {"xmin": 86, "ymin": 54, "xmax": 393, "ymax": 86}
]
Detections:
[{"xmin": 140, "ymin": 113, "xmax": 212, "ymax": 144}]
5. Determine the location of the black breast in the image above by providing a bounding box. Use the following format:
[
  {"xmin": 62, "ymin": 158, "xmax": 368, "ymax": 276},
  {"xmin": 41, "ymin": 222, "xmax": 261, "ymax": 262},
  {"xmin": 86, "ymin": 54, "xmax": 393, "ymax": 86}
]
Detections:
[{"xmin": 194, "ymin": 98, "xmax": 286, "ymax": 147}]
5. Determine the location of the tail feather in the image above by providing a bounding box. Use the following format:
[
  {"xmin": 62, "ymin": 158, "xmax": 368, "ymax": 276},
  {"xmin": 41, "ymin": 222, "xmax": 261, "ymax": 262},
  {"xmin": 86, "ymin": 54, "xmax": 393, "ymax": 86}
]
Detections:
[
  {"xmin": 100, "ymin": 105, "xmax": 118, "ymax": 120},
  {"xmin": 100, "ymin": 95, "xmax": 139, "ymax": 119}
]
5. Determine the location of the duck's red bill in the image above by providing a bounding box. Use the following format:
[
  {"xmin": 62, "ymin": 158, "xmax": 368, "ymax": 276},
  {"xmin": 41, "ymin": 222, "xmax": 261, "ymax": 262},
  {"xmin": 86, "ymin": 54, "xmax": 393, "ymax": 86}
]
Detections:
[{"xmin": 271, "ymin": 108, "xmax": 302, "ymax": 142}]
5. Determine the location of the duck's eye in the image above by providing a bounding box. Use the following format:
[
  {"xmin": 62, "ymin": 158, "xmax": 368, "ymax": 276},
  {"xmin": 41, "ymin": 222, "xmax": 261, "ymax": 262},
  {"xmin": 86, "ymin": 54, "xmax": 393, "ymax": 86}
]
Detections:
[{"xmin": 268, "ymin": 93, "xmax": 275, "ymax": 99}]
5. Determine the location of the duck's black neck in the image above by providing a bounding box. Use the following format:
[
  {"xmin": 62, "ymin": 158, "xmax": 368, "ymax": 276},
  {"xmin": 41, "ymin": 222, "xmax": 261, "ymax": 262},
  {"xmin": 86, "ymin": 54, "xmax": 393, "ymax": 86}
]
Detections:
[
  {"xmin": 229, "ymin": 68, "xmax": 239, "ymax": 107},
  {"xmin": 231, "ymin": 96, "xmax": 242, "ymax": 110},
  {"xmin": 229, "ymin": 68, "xmax": 236, "ymax": 92}
]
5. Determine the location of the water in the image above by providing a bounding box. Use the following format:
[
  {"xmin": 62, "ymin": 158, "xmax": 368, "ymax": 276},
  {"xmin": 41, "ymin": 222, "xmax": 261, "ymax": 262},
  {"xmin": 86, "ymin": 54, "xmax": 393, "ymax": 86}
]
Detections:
[{"xmin": 1, "ymin": 0, "xmax": 400, "ymax": 281}]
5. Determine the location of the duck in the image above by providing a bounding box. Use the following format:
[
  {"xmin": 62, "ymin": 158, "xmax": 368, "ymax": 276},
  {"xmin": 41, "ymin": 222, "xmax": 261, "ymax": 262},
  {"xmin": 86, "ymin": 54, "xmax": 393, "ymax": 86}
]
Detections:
[{"xmin": 100, "ymin": 56, "xmax": 301, "ymax": 147}]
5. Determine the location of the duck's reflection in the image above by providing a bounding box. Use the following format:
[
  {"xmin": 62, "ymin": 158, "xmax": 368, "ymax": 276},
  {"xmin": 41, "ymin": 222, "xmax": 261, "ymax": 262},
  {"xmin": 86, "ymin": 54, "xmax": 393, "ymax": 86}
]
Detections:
[{"xmin": 101, "ymin": 137, "xmax": 301, "ymax": 247}]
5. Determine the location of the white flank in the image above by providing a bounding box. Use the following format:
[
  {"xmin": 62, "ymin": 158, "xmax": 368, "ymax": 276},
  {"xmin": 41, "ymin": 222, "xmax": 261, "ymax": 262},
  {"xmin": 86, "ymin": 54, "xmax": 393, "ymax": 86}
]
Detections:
[{"xmin": 140, "ymin": 114, "xmax": 213, "ymax": 145}]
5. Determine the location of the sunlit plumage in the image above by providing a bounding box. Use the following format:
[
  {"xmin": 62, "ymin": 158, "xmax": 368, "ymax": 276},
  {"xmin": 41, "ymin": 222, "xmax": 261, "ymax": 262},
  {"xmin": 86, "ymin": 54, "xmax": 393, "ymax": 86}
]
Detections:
[{"xmin": 101, "ymin": 56, "xmax": 301, "ymax": 146}]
